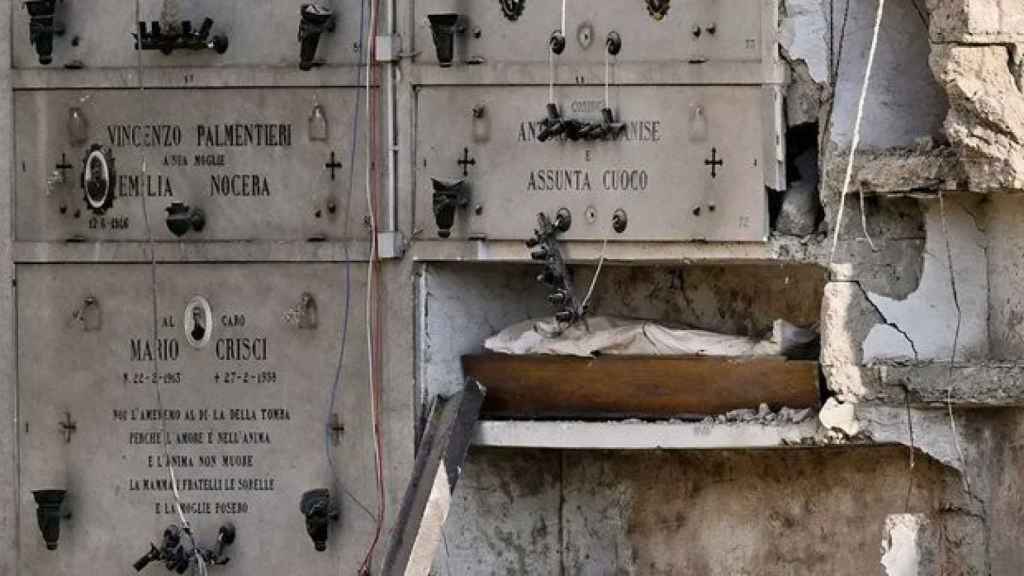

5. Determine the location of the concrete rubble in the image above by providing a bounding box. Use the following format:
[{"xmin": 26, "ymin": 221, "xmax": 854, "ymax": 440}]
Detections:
[{"xmin": 703, "ymin": 404, "xmax": 815, "ymax": 426}]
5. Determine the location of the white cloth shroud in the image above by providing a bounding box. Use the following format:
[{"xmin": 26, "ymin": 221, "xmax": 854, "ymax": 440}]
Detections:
[{"xmin": 484, "ymin": 316, "xmax": 817, "ymax": 358}]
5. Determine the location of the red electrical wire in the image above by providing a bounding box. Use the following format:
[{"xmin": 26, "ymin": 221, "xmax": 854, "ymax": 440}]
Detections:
[{"xmin": 359, "ymin": 0, "xmax": 387, "ymax": 572}]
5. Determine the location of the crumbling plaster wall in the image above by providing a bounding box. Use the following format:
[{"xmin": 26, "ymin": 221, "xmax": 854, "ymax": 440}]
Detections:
[
  {"xmin": 788, "ymin": 0, "xmax": 1024, "ymax": 572},
  {"xmin": 783, "ymin": 0, "xmax": 989, "ymax": 388},
  {"xmin": 426, "ymin": 0, "xmax": 1024, "ymax": 573},
  {"xmin": 987, "ymin": 195, "xmax": 1024, "ymax": 359},
  {"xmin": 434, "ymin": 448, "xmax": 963, "ymax": 576}
]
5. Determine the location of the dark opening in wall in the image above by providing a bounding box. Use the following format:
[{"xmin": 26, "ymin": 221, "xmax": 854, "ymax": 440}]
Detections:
[
  {"xmin": 420, "ymin": 262, "xmax": 829, "ymax": 403},
  {"xmin": 772, "ymin": 122, "xmax": 824, "ymax": 236}
]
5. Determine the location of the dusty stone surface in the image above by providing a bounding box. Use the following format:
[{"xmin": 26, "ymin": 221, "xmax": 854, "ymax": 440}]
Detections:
[
  {"xmin": 863, "ymin": 323, "xmax": 918, "ymax": 362},
  {"xmin": 828, "ymin": 0, "xmax": 947, "ymax": 149},
  {"xmin": 821, "ymin": 281, "xmax": 884, "ymax": 378},
  {"xmin": 830, "ymin": 238, "xmax": 926, "ymax": 300},
  {"xmin": 820, "ymin": 192, "xmax": 927, "ymax": 300},
  {"xmin": 786, "ymin": 59, "xmax": 825, "ymax": 127},
  {"xmin": 931, "ymin": 44, "xmax": 1024, "ymax": 192},
  {"xmin": 559, "ymin": 449, "xmax": 948, "ymax": 576},
  {"xmin": 433, "ymin": 449, "xmax": 561, "ymax": 576},
  {"xmin": 779, "ymin": 0, "xmax": 830, "ymax": 84},
  {"xmin": 985, "ymin": 194, "xmax": 1024, "ymax": 360},
  {"xmin": 988, "ymin": 411, "xmax": 1024, "ymax": 575},
  {"xmin": 832, "ymin": 363, "xmax": 1024, "ymax": 406},
  {"xmin": 927, "ymin": 0, "xmax": 1024, "ymax": 43},
  {"xmin": 857, "ymin": 406, "xmax": 967, "ymax": 473},
  {"xmin": 881, "ymin": 514, "xmax": 939, "ymax": 576},
  {"xmin": 862, "ymin": 198, "xmax": 988, "ymax": 363},
  {"xmin": 0, "ymin": 1, "xmax": 12, "ymax": 572},
  {"xmin": 823, "ymin": 144, "xmax": 961, "ymax": 195}
]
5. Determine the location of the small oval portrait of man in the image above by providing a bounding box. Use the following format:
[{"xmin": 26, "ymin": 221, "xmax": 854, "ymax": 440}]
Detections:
[{"xmin": 184, "ymin": 296, "xmax": 213, "ymax": 349}]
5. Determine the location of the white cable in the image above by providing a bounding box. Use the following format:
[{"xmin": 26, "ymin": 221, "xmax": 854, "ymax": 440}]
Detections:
[
  {"xmin": 829, "ymin": 0, "xmax": 885, "ymax": 262},
  {"xmin": 136, "ymin": 4, "xmax": 205, "ymax": 569},
  {"xmin": 359, "ymin": 2, "xmax": 385, "ymax": 573},
  {"xmin": 136, "ymin": 1, "xmax": 202, "ymax": 571},
  {"xmin": 560, "ymin": 0, "xmax": 566, "ymax": 36},
  {"xmin": 580, "ymin": 238, "xmax": 608, "ymax": 313},
  {"xmin": 364, "ymin": 0, "xmax": 379, "ymax": 499}
]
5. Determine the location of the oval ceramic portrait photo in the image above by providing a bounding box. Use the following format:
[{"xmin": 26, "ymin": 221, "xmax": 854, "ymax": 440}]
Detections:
[{"xmin": 183, "ymin": 295, "xmax": 213, "ymax": 349}]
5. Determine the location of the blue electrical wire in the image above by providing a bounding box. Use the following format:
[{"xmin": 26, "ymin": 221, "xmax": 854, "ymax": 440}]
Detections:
[{"xmin": 325, "ymin": 0, "xmax": 375, "ymax": 522}]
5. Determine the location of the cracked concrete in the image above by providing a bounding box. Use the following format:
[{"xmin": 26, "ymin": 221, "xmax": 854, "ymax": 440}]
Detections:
[
  {"xmin": 861, "ymin": 198, "xmax": 987, "ymax": 363},
  {"xmin": 931, "ymin": 43, "xmax": 1024, "ymax": 191},
  {"xmin": 434, "ymin": 0, "xmax": 1024, "ymax": 573}
]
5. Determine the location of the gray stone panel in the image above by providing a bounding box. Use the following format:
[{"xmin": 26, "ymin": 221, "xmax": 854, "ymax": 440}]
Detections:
[
  {"xmin": 410, "ymin": 0, "xmax": 771, "ymax": 71},
  {"xmin": 561, "ymin": 449, "xmax": 948, "ymax": 576},
  {"xmin": 15, "ymin": 88, "xmax": 369, "ymax": 242},
  {"xmin": 432, "ymin": 448, "xmax": 561, "ymax": 576},
  {"xmin": 11, "ymin": 0, "xmax": 368, "ymax": 69},
  {"xmin": 16, "ymin": 263, "xmax": 382, "ymax": 573},
  {"xmin": 414, "ymin": 85, "xmax": 773, "ymax": 242}
]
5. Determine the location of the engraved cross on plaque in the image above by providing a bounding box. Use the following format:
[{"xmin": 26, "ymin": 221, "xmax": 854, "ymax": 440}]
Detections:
[
  {"xmin": 704, "ymin": 147, "xmax": 724, "ymax": 179},
  {"xmin": 457, "ymin": 147, "xmax": 476, "ymax": 177},
  {"xmin": 325, "ymin": 151, "xmax": 343, "ymax": 181},
  {"xmin": 59, "ymin": 411, "xmax": 77, "ymax": 443},
  {"xmin": 329, "ymin": 413, "xmax": 345, "ymax": 446},
  {"xmin": 55, "ymin": 153, "xmax": 74, "ymax": 180}
]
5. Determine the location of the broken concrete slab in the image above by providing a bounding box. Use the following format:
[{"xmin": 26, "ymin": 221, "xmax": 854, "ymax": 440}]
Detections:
[
  {"xmin": 821, "ymin": 281, "xmax": 885, "ymax": 371},
  {"xmin": 931, "ymin": 44, "xmax": 1024, "ymax": 192},
  {"xmin": 843, "ymin": 145, "xmax": 962, "ymax": 194},
  {"xmin": 927, "ymin": 0, "xmax": 1024, "ymax": 43},
  {"xmin": 858, "ymin": 363, "xmax": 1024, "ymax": 407},
  {"xmin": 822, "ymin": 361, "xmax": 1024, "ymax": 408},
  {"xmin": 857, "ymin": 405, "xmax": 967, "ymax": 473}
]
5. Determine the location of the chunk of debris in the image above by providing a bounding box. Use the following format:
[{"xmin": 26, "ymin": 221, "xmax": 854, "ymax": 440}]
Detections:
[{"xmin": 819, "ymin": 397, "xmax": 860, "ymax": 436}]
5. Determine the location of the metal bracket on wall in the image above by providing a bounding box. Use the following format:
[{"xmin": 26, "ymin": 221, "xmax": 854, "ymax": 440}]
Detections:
[
  {"xmin": 134, "ymin": 18, "xmax": 229, "ymax": 55},
  {"xmin": 527, "ymin": 209, "xmax": 583, "ymax": 328},
  {"xmin": 375, "ymin": 34, "xmax": 402, "ymax": 62},
  {"xmin": 376, "ymin": 231, "xmax": 407, "ymax": 259}
]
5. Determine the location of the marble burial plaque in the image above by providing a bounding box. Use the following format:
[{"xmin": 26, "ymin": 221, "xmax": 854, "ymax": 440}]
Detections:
[
  {"xmin": 18, "ymin": 263, "xmax": 376, "ymax": 574},
  {"xmin": 412, "ymin": 0, "xmax": 773, "ymax": 70},
  {"xmin": 16, "ymin": 89, "xmax": 368, "ymax": 242},
  {"xmin": 415, "ymin": 85, "xmax": 776, "ymax": 242},
  {"xmin": 13, "ymin": 0, "xmax": 368, "ymax": 69}
]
